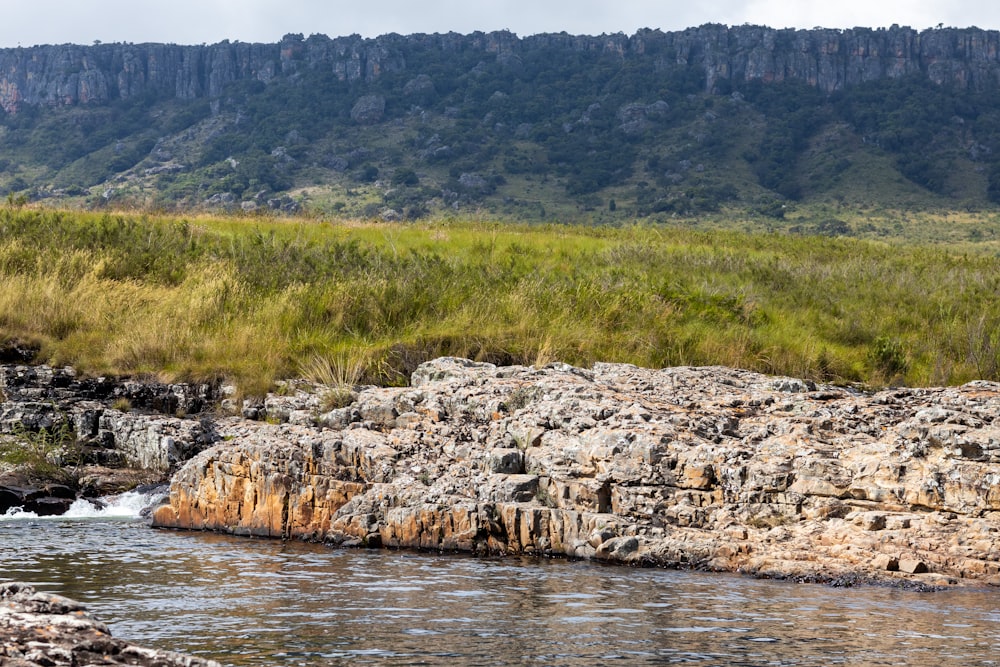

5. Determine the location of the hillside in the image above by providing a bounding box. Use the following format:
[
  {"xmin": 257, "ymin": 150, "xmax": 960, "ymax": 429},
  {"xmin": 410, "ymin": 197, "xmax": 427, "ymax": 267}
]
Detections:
[{"xmin": 2, "ymin": 26, "xmax": 1000, "ymax": 222}]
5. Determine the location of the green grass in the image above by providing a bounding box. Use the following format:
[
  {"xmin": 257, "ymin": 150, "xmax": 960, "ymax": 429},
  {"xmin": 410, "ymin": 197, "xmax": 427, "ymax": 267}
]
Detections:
[
  {"xmin": 0, "ymin": 421, "xmax": 79, "ymax": 481},
  {"xmin": 0, "ymin": 206, "xmax": 999, "ymax": 394}
]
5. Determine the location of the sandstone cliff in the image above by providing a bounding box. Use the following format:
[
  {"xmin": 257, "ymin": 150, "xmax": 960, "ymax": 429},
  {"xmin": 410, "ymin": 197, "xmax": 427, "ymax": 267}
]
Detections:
[
  {"xmin": 153, "ymin": 357, "xmax": 1000, "ymax": 588},
  {"xmin": 2, "ymin": 25, "xmax": 1000, "ymax": 112}
]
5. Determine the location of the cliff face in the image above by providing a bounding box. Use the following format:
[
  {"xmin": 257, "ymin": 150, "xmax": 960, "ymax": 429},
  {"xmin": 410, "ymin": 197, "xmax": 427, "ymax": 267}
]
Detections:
[
  {"xmin": 0, "ymin": 33, "xmax": 402, "ymax": 113},
  {"xmin": 0, "ymin": 364, "xmax": 219, "ymax": 515},
  {"xmin": 649, "ymin": 24, "xmax": 1000, "ymax": 93},
  {"xmin": 154, "ymin": 357, "xmax": 1000, "ymax": 588},
  {"xmin": 1, "ymin": 25, "xmax": 999, "ymax": 113}
]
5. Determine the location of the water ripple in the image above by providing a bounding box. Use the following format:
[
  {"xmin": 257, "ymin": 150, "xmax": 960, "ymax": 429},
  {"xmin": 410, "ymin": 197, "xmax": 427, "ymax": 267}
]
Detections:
[{"xmin": 3, "ymin": 519, "xmax": 1000, "ymax": 666}]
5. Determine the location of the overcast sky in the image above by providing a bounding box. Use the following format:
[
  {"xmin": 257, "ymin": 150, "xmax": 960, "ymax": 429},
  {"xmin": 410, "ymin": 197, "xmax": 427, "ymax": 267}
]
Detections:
[{"xmin": 1, "ymin": 1, "xmax": 997, "ymax": 48}]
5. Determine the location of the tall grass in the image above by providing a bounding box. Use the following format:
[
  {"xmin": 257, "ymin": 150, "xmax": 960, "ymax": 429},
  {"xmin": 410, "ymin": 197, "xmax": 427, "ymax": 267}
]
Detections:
[{"xmin": 0, "ymin": 207, "xmax": 998, "ymax": 393}]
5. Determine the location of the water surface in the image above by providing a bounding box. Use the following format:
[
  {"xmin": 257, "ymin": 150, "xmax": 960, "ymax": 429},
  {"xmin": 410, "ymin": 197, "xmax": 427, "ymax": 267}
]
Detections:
[{"xmin": 2, "ymin": 500, "xmax": 999, "ymax": 665}]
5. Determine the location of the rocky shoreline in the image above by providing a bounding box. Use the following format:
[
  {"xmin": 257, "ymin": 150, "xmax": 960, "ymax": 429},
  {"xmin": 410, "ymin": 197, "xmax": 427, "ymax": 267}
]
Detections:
[
  {"xmin": 0, "ymin": 583, "xmax": 221, "ymax": 666},
  {"xmin": 154, "ymin": 357, "xmax": 1000, "ymax": 588},
  {"xmin": 5, "ymin": 358, "xmax": 1000, "ymax": 588}
]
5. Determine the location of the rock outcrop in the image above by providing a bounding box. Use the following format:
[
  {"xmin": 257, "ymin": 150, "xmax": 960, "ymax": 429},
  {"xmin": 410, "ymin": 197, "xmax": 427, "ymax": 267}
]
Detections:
[
  {"xmin": 154, "ymin": 357, "xmax": 1000, "ymax": 587},
  {"xmin": 0, "ymin": 583, "xmax": 221, "ymax": 667},
  {"xmin": 0, "ymin": 364, "xmax": 219, "ymax": 514},
  {"xmin": 2, "ymin": 26, "xmax": 1000, "ymax": 112}
]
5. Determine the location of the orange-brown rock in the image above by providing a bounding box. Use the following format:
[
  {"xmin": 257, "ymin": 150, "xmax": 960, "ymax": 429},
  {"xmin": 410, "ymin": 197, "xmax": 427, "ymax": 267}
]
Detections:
[{"xmin": 154, "ymin": 357, "xmax": 1000, "ymax": 587}]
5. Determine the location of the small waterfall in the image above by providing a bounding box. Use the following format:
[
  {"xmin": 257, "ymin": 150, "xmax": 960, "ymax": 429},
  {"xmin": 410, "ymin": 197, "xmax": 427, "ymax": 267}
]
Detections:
[{"xmin": 1, "ymin": 487, "xmax": 168, "ymax": 521}]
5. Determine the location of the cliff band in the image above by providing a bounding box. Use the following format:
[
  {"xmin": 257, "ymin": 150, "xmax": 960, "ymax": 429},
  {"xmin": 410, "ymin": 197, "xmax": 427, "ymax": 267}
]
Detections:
[{"xmin": 3, "ymin": 25, "xmax": 1000, "ymax": 113}]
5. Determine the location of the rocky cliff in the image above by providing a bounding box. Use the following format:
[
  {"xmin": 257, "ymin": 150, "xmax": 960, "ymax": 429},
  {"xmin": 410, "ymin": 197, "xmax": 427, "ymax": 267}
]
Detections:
[
  {"xmin": 2, "ymin": 25, "xmax": 1000, "ymax": 113},
  {"xmin": 0, "ymin": 583, "xmax": 221, "ymax": 667},
  {"xmin": 153, "ymin": 357, "xmax": 1000, "ymax": 588}
]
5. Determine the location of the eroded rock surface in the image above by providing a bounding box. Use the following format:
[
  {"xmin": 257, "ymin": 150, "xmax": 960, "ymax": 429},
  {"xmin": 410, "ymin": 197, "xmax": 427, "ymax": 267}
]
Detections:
[
  {"xmin": 0, "ymin": 583, "xmax": 221, "ymax": 666},
  {"xmin": 154, "ymin": 357, "xmax": 1000, "ymax": 587}
]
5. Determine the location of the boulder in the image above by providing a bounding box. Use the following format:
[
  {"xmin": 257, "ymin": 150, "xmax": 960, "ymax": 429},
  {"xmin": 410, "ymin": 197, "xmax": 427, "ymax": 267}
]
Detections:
[
  {"xmin": 350, "ymin": 94, "xmax": 386, "ymax": 125},
  {"xmin": 899, "ymin": 558, "xmax": 929, "ymax": 574},
  {"xmin": 403, "ymin": 74, "xmax": 435, "ymax": 98}
]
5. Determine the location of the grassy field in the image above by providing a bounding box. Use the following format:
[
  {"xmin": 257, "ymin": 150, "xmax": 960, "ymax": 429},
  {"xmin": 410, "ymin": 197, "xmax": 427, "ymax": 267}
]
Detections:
[{"xmin": 0, "ymin": 205, "xmax": 998, "ymax": 395}]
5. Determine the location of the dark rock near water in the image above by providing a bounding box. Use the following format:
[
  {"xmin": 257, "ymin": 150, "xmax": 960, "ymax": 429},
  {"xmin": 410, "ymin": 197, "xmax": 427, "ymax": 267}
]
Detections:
[
  {"xmin": 0, "ymin": 476, "xmax": 76, "ymax": 516},
  {"xmin": 0, "ymin": 583, "xmax": 222, "ymax": 666},
  {"xmin": 0, "ymin": 365, "xmax": 217, "ymax": 414}
]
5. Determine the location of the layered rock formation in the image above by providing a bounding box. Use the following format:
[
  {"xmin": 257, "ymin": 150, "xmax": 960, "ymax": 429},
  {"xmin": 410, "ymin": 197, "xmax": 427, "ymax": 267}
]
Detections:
[
  {"xmin": 154, "ymin": 357, "xmax": 1000, "ymax": 587},
  {"xmin": 0, "ymin": 583, "xmax": 221, "ymax": 666},
  {"xmin": 2, "ymin": 25, "xmax": 1000, "ymax": 112}
]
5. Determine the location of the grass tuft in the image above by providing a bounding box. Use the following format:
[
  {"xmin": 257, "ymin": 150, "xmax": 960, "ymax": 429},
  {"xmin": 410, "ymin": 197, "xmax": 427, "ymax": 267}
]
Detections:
[
  {"xmin": 0, "ymin": 422, "xmax": 79, "ymax": 482},
  {"xmin": 299, "ymin": 351, "xmax": 366, "ymax": 411}
]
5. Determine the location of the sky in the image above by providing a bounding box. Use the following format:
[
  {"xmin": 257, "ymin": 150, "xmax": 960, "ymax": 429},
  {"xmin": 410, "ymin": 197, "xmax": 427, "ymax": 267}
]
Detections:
[{"xmin": 0, "ymin": 1, "xmax": 998, "ymax": 48}]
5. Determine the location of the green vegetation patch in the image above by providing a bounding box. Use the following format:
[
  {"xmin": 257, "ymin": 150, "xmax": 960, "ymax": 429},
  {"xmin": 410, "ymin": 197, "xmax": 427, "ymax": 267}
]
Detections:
[{"xmin": 0, "ymin": 207, "xmax": 998, "ymax": 393}]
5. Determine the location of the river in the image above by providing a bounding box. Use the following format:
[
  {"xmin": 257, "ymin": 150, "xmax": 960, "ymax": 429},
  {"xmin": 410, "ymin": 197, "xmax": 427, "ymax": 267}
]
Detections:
[{"xmin": 2, "ymin": 492, "xmax": 999, "ymax": 666}]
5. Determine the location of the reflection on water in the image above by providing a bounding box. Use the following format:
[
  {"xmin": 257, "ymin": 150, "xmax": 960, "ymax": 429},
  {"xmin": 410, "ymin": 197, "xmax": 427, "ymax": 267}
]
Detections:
[{"xmin": 2, "ymin": 517, "xmax": 1000, "ymax": 666}]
